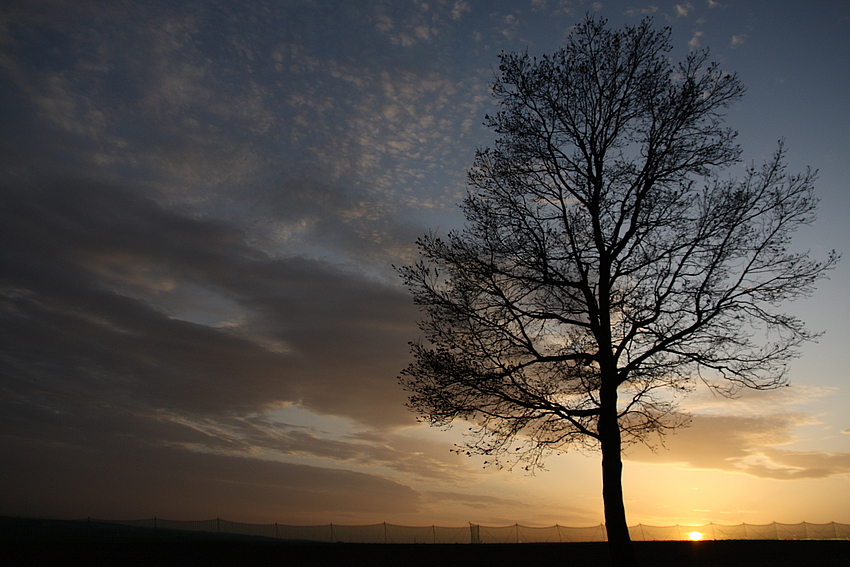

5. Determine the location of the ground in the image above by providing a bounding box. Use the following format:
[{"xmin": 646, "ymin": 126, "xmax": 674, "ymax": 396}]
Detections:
[{"xmin": 2, "ymin": 517, "xmax": 847, "ymax": 566}]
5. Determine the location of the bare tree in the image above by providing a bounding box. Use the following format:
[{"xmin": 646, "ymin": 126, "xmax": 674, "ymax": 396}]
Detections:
[{"xmin": 398, "ymin": 16, "xmax": 838, "ymax": 567}]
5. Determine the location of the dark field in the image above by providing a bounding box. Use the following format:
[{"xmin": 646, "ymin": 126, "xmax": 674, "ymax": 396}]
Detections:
[{"xmin": 2, "ymin": 518, "xmax": 848, "ymax": 567}]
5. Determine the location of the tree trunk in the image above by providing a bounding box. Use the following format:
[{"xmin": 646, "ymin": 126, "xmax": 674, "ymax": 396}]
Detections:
[{"xmin": 599, "ymin": 383, "xmax": 640, "ymax": 567}]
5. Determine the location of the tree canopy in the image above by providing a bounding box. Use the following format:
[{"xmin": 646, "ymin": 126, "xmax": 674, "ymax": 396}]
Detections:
[{"xmin": 398, "ymin": 16, "xmax": 837, "ymax": 567}]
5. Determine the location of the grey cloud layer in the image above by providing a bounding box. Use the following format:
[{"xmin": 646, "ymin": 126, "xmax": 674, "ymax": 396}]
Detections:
[
  {"xmin": 0, "ymin": 435, "xmax": 422, "ymax": 523},
  {"xmin": 0, "ymin": 180, "xmax": 418, "ymax": 423},
  {"xmin": 0, "ymin": 178, "xmax": 472, "ymax": 520}
]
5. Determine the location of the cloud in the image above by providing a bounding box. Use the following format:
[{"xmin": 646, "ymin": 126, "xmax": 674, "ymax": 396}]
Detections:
[
  {"xmin": 0, "ymin": 0, "xmax": 483, "ymax": 276},
  {"xmin": 0, "ymin": 434, "xmax": 422, "ymax": 523},
  {"xmin": 675, "ymin": 3, "xmax": 694, "ymax": 18},
  {"xmin": 680, "ymin": 383, "xmax": 835, "ymax": 416},
  {"xmin": 626, "ymin": 414, "xmax": 850, "ymax": 479},
  {"xmin": 0, "ymin": 180, "xmax": 419, "ymax": 427},
  {"xmin": 0, "ymin": 0, "xmax": 736, "ymax": 437},
  {"xmin": 426, "ymin": 491, "xmax": 529, "ymax": 510},
  {"xmin": 171, "ymin": 412, "xmax": 479, "ymax": 483},
  {"xmin": 0, "ymin": 3, "xmax": 274, "ymax": 191},
  {"xmin": 624, "ymin": 5, "xmax": 659, "ymax": 18},
  {"xmin": 422, "ymin": 489, "xmax": 600, "ymax": 526},
  {"xmin": 500, "ymin": 14, "xmax": 520, "ymax": 39},
  {"xmin": 0, "ymin": 177, "xmax": 456, "ymax": 522},
  {"xmin": 371, "ymin": 0, "xmax": 476, "ymax": 47},
  {"xmin": 451, "ymin": 1, "xmax": 471, "ymax": 21},
  {"xmin": 0, "ymin": 1, "xmax": 503, "ymax": 524},
  {"xmin": 731, "ymin": 34, "xmax": 748, "ymax": 48},
  {"xmin": 4, "ymin": 0, "xmax": 846, "ymax": 529},
  {"xmin": 688, "ymin": 31, "xmax": 704, "ymax": 48}
]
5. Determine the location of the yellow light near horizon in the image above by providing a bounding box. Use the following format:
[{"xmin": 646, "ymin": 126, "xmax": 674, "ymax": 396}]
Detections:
[{"xmin": 687, "ymin": 531, "xmax": 703, "ymax": 541}]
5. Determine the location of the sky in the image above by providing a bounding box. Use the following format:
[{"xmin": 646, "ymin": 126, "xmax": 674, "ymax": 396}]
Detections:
[{"xmin": 1, "ymin": 0, "xmax": 848, "ymax": 528}]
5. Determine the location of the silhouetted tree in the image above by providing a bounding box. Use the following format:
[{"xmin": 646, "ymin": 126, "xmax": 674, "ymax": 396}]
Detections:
[{"xmin": 398, "ymin": 16, "xmax": 838, "ymax": 567}]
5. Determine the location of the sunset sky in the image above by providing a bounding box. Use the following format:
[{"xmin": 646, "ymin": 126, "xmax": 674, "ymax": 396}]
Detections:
[{"xmin": 1, "ymin": 0, "xmax": 848, "ymax": 528}]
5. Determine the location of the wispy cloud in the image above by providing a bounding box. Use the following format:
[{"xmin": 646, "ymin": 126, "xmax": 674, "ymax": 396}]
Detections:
[
  {"xmin": 626, "ymin": 414, "xmax": 850, "ymax": 479},
  {"xmin": 681, "ymin": 383, "xmax": 836, "ymax": 416}
]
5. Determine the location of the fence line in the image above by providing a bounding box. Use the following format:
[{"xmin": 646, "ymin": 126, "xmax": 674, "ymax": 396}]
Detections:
[{"xmin": 81, "ymin": 518, "xmax": 850, "ymax": 543}]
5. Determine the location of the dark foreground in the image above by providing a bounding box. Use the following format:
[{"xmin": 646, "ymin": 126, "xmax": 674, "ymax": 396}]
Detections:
[{"xmin": 2, "ymin": 518, "xmax": 848, "ymax": 567}]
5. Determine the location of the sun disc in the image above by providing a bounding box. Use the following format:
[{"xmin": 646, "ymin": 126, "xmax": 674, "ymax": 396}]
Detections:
[{"xmin": 687, "ymin": 531, "xmax": 703, "ymax": 541}]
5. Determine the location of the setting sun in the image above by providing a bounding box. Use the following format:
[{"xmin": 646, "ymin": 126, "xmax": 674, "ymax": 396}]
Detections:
[{"xmin": 687, "ymin": 531, "xmax": 704, "ymax": 541}]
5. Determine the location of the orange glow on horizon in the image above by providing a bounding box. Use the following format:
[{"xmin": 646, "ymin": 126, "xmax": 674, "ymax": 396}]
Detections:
[{"xmin": 687, "ymin": 531, "xmax": 704, "ymax": 541}]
